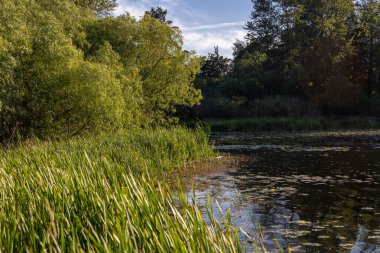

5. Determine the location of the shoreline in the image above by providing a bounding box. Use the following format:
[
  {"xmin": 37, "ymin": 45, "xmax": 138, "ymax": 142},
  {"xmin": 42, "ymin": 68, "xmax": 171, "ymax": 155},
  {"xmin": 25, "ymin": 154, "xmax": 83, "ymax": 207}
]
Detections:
[{"xmin": 200, "ymin": 117, "xmax": 380, "ymax": 132}]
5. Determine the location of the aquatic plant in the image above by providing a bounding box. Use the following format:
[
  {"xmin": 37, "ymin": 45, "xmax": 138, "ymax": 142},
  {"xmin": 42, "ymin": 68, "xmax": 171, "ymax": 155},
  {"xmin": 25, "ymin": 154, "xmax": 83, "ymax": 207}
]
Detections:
[{"xmin": 0, "ymin": 127, "xmax": 243, "ymax": 252}]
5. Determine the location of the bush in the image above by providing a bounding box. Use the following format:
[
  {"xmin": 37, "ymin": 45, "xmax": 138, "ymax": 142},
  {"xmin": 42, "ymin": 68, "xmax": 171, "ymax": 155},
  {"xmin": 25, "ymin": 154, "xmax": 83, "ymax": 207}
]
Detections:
[
  {"xmin": 251, "ymin": 96, "xmax": 320, "ymax": 117},
  {"xmin": 355, "ymin": 95, "xmax": 380, "ymax": 115},
  {"xmin": 197, "ymin": 96, "xmax": 249, "ymax": 119}
]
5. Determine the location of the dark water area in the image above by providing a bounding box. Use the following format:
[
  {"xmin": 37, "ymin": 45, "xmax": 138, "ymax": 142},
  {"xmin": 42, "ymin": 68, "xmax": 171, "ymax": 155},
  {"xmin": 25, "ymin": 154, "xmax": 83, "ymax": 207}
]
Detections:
[{"xmin": 191, "ymin": 131, "xmax": 380, "ymax": 252}]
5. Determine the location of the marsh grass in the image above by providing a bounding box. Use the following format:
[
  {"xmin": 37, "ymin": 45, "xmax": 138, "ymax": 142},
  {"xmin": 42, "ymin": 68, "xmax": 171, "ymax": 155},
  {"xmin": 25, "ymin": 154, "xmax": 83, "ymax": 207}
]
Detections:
[{"xmin": 0, "ymin": 127, "xmax": 251, "ymax": 252}]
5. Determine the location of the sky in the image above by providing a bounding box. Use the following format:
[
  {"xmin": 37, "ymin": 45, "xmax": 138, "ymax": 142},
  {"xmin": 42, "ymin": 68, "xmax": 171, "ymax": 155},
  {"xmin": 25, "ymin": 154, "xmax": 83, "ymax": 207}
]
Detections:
[{"xmin": 115, "ymin": 0, "xmax": 252, "ymax": 58}]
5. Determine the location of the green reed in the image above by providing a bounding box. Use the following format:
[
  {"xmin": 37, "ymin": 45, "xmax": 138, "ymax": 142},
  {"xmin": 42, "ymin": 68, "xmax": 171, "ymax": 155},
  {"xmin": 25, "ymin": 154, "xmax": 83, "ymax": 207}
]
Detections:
[{"xmin": 0, "ymin": 127, "xmax": 250, "ymax": 252}]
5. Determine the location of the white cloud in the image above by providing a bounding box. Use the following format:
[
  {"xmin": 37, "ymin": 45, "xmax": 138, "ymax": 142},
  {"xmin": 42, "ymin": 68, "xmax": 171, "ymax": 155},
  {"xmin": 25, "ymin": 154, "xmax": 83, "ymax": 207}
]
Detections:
[
  {"xmin": 115, "ymin": 0, "xmax": 246, "ymax": 57},
  {"xmin": 115, "ymin": 0, "xmax": 180, "ymax": 17},
  {"xmin": 182, "ymin": 21, "xmax": 245, "ymax": 32},
  {"xmin": 183, "ymin": 29, "xmax": 246, "ymax": 57}
]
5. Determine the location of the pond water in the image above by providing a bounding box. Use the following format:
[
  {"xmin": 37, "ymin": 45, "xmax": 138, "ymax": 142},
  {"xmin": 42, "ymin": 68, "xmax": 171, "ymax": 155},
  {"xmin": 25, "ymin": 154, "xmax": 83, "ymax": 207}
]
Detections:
[{"xmin": 191, "ymin": 131, "xmax": 380, "ymax": 252}]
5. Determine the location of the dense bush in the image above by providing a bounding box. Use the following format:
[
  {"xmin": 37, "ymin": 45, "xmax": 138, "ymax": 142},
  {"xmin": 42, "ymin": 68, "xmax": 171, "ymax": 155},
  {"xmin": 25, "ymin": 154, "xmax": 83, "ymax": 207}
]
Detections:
[
  {"xmin": 193, "ymin": 95, "xmax": 321, "ymax": 119},
  {"xmin": 0, "ymin": 0, "xmax": 202, "ymax": 141},
  {"xmin": 197, "ymin": 96, "xmax": 249, "ymax": 119},
  {"xmin": 356, "ymin": 96, "xmax": 380, "ymax": 115},
  {"xmin": 251, "ymin": 96, "xmax": 320, "ymax": 117}
]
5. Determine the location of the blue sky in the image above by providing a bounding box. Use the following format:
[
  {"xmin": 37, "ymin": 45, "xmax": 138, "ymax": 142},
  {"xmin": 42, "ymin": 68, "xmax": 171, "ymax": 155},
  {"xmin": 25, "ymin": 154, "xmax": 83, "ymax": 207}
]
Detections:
[{"xmin": 115, "ymin": 0, "xmax": 252, "ymax": 57}]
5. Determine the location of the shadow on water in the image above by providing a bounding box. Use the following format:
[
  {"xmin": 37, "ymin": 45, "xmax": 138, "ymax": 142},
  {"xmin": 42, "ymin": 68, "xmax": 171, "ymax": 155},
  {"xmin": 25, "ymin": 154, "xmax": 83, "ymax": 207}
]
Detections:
[{"xmin": 189, "ymin": 131, "xmax": 380, "ymax": 252}]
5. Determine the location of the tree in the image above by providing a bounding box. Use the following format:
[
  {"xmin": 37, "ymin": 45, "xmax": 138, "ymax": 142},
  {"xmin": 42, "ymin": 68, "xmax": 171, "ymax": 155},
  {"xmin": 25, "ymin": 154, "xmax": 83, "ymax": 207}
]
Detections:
[
  {"xmin": 0, "ymin": 0, "xmax": 124, "ymax": 139},
  {"xmin": 145, "ymin": 6, "xmax": 173, "ymax": 25},
  {"xmin": 200, "ymin": 47, "xmax": 231, "ymax": 79},
  {"xmin": 245, "ymin": 0, "xmax": 282, "ymax": 51},
  {"xmin": 235, "ymin": 0, "xmax": 298, "ymax": 97},
  {"xmin": 237, "ymin": 0, "xmax": 363, "ymax": 108},
  {"xmin": 72, "ymin": 0, "xmax": 118, "ymax": 16},
  {"xmin": 293, "ymin": 0, "xmax": 361, "ymax": 107},
  {"xmin": 355, "ymin": 0, "xmax": 380, "ymax": 96},
  {"xmin": 1, "ymin": 0, "xmax": 205, "ymax": 140},
  {"xmin": 85, "ymin": 14, "xmax": 202, "ymax": 125},
  {"xmin": 132, "ymin": 16, "xmax": 201, "ymax": 124}
]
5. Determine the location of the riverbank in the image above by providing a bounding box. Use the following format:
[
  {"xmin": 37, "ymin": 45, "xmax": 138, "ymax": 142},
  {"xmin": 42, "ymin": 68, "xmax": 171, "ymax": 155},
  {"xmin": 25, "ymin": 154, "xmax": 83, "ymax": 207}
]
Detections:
[
  {"xmin": 205, "ymin": 117, "xmax": 380, "ymax": 132},
  {"xmin": 0, "ymin": 127, "xmax": 244, "ymax": 252},
  {"xmin": 167, "ymin": 154, "xmax": 256, "ymax": 191}
]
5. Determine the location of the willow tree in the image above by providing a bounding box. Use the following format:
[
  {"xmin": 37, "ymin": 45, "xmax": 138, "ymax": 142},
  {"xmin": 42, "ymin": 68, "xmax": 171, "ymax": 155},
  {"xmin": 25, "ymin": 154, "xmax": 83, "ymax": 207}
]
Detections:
[
  {"xmin": 0, "ymin": 0, "xmax": 124, "ymax": 139},
  {"xmin": 85, "ymin": 14, "xmax": 202, "ymax": 125}
]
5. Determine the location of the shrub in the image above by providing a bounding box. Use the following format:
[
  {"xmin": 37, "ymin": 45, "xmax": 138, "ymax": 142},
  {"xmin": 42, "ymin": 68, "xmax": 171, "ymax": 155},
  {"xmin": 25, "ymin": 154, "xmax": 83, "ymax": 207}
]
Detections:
[
  {"xmin": 355, "ymin": 95, "xmax": 380, "ymax": 115},
  {"xmin": 251, "ymin": 96, "xmax": 320, "ymax": 117},
  {"xmin": 197, "ymin": 96, "xmax": 249, "ymax": 119}
]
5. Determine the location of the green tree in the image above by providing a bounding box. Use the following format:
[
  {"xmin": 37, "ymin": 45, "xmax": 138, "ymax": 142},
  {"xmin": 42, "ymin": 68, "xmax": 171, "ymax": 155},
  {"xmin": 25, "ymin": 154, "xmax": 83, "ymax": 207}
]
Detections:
[
  {"xmin": 145, "ymin": 6, "xmax": 173, "ymax": 25},
  {"xmin": 355, "ymin": 0, "xmax": 380, "ymax": 96},
  {"xmin": 89, "ymin": 42, "xmax": 144, "ymax": 128},
  {"xmin": 238, "ymin": 0, "xmax": 362, "ymax": 108},
  {"xmin": 294, "ymin": 0, "xmax": 360, "ymax": 108},
  {"xmin": 85, "ymin": 15, "xmax": 202, "ymax": 125},
  {"xmin": 245, "ymin": 0, "xmax": 282, "ymax": 51},
  {"xmin": 72, "ymin": 0, "xmax": 118, "ymax": 16},
  {"xmin": 200, "ymin": 46, "xmax": 231, "ymax": 79},
  {"xmin": 0, "ymin": 0, "xmax": 124, "ymax": 139},
  {"xmin": 0, "ymin": 0, "xmax": 203, "ymax": 140}
]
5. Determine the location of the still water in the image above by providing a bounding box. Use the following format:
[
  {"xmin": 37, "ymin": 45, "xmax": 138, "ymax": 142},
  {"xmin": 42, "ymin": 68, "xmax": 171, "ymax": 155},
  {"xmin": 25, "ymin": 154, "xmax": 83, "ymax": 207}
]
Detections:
[{"xmin": 191, "ymin": 131, "xmax": 380, "ymax": 252}]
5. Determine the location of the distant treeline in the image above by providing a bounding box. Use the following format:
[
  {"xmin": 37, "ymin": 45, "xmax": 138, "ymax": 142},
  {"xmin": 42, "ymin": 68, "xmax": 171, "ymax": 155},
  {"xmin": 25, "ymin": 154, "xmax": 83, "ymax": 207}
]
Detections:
[
  {"xmin": 188, "ymin": 0, "xmax": 380, "ymax": 119},
  {"xmin": 0, "ymin": 1, "xmax": 201, "ymax": 140}
]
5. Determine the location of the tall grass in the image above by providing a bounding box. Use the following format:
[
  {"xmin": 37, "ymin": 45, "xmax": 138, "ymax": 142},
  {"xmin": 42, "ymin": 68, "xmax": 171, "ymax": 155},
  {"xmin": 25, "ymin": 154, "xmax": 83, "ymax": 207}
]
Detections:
[{"xmin": 0, "ymin": 127, "xmax": 245, "ymax": 252}]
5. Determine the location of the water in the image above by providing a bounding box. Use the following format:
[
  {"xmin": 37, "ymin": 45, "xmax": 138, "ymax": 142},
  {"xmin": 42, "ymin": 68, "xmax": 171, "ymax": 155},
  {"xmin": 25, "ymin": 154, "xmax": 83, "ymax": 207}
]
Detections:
[{"xmin": 190, "ymin": 131, "xmax": 380, "ymax": 252}]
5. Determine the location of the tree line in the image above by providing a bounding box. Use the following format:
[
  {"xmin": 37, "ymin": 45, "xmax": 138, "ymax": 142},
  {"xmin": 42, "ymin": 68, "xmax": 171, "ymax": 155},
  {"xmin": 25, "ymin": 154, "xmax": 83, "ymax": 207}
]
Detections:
[
  {"xmin": 193, "ymin": 0, "xmax": 380, "ymax": 119},
  {"xmin": 0, "ymin": 0, "xmax": 201, "ymax": 140},
  {"xmin": 1, "ymin": 0, "xmax": 379, "ymax": 140}
]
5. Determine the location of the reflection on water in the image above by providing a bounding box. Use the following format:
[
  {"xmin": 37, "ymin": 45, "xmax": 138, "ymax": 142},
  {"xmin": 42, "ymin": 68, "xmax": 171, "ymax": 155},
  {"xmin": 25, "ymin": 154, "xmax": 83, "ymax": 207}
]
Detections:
[{"xmin": 190, "ymin": 131, "xmax": 380, "ymax": 252}]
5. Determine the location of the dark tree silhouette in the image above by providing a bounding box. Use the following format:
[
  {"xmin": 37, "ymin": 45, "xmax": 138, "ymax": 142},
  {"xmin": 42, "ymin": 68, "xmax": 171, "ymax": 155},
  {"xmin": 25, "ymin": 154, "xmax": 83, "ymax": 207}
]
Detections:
[
  {"xmin": 200, "ymin": 47, "xmax": 232, "ymax": 79},
  {"xmin": 72, "ymin": 0, "xmax": 118, "ymax": 16},
  {"xmin": 145, "ymin": 6, "xmax": 173, "ymax": 25}
]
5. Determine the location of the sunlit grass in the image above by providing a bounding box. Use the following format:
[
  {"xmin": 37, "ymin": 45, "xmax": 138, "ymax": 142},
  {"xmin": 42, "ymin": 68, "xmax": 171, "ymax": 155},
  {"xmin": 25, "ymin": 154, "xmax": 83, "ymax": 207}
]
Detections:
[{"xmin": 0, "ymin": 127, "xmax": 249, "ymax": 252}]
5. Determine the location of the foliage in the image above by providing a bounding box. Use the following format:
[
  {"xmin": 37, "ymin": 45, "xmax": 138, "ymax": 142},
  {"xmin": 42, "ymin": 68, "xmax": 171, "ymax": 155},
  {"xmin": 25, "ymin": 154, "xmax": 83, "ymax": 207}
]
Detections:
[
  {"xmin": 194, "ymin": 0, "xmax": 380, "ymax": 119},
  {"xmin": 251, "ymin": 96, "xmax": 320, "ymax": 117},
  {"xmin": 0, "ymin": 0, "xmax": 202, "ymax": 141},
  {"xmin": 85, "ymin": 14, "xmax": 202, "ymax": 126},
  {"xmin": 0, "ymin": 0, "xmax": 122, "ymax": 139},
  {"xmin": 200, "ymin": 47, "xmax": 232, "ymax": 79},
  {"xmin": 197, "ymin": 96, "xmax": 249, "ymax": 119},
  {"xmin": 132, "ymin": 16, "xmax": 202, "ymax": 125},
  {"xmin": 145, "ymin": 6, "xmax": 173, "ymax": 25},
  {"xmin": 354, "ymin": 0, "xmax": 380, "ymax": 96},
  {"xmin": 72, "ymin": 0, "xmax": 118, "ymax": 16}
]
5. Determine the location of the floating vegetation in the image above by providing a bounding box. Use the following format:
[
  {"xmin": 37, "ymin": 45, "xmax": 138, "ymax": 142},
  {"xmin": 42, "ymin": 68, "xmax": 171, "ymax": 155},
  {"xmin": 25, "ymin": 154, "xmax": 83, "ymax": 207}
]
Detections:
[
  {"xmin": 189, "ymin": 131, "xmax": 380, "ymax": 252},
  {"xmin": 216, "ymin": 144, "xmax": 351, "ymax": 152}
]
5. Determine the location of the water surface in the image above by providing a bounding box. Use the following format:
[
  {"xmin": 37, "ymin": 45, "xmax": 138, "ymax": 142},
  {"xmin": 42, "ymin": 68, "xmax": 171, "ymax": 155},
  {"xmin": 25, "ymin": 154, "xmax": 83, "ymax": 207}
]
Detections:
[{"xmin": 191, "ymin": 131, "xmax": 380, "ymax": 252}]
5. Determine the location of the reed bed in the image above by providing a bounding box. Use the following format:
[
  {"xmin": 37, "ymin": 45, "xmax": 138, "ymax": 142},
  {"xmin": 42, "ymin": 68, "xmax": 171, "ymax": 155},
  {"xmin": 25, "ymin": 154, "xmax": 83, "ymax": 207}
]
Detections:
[{"xmin": 0, "ymin": 127, "xmax": 245, "ymax": 252}]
